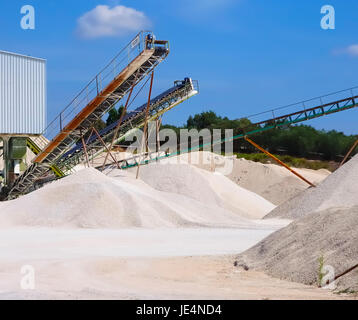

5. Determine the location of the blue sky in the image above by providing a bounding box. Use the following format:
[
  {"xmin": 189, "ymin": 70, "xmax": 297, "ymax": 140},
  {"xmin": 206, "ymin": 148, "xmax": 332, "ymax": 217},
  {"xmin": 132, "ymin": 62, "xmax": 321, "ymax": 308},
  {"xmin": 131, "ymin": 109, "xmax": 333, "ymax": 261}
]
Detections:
[{"xmin": 1, "ymin": 0, "xmax": 358, "ymax": 134}]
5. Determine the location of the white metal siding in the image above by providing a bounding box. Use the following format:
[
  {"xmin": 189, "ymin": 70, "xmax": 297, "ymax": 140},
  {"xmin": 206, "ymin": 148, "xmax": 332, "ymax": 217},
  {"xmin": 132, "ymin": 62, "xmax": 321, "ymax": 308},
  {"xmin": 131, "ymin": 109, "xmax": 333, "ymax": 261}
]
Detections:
[{"xmin": 0, "ymin": 50, "xmax": 46, "ymax": 135}]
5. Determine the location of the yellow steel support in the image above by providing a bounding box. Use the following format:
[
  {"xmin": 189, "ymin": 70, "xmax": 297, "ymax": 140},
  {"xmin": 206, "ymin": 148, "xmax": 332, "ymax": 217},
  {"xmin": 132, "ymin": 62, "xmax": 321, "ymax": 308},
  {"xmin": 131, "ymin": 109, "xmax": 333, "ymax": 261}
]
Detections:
[
  {"xmin": 244, "ymin": 136, "xmax": 316, "ymax": 188},
  {"xmin": 26, "ymin": 138, "xmax": 65, "ymax": 178}
]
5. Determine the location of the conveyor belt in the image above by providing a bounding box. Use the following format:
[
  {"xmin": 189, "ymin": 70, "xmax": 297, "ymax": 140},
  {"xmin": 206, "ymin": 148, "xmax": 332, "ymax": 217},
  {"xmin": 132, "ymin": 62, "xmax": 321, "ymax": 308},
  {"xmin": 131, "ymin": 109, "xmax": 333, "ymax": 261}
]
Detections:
[
  {"xmin": 5, "ymin": 31, "xmax": 169, "ymax": 199},
  {"xmin": 26, "ymin": 137, "xmax": 64, "ymax": 178},
  {"xmin": 119, "ymin": 92, "xmax": 358, "ymax": 169},
  {"xmin": 58, "ymin": 78, "xmax": 199, "ymax": 170}
]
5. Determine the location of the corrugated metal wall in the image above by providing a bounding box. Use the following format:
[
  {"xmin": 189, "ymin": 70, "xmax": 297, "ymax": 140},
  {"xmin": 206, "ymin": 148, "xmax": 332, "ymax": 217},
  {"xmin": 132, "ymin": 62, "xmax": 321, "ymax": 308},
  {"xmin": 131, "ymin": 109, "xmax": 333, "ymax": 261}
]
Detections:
[{"xmin": 0, "ymin": 50, "xmax": 46, "ymax": 135}]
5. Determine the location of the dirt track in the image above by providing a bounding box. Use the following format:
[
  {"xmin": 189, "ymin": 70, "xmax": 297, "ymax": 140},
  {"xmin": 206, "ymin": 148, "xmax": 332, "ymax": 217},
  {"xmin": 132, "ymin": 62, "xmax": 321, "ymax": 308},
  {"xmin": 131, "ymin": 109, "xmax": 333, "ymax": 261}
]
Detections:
[{"xmin": 1, "ymin": 255, "xmax": 354, "ymax": 300}]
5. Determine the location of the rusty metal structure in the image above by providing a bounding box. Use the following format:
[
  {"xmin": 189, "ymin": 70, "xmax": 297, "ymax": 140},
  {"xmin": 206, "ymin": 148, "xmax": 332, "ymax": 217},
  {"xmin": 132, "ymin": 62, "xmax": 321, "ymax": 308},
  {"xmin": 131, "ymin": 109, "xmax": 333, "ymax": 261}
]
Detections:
[
  {"xmin": 57, "ymin": 77, "xmax": 198, "ymax": 173},
  {"xmin": 244, "ymin": 137, "xmax": 316, "ymax": 187},
  {"xmin": 2, "ymin": 29, "xmax": 358, "ymax": 200},
  {"xmin": 118, "ymin": 86, "xmax": 358, "ymax": 170},
  {"xmin": 4, "ymin": 31, "xmax": 170, "ymax": 199},
  {"xmin": 339, "ymin": 139, "xmax": 358, "ymax": 167}
]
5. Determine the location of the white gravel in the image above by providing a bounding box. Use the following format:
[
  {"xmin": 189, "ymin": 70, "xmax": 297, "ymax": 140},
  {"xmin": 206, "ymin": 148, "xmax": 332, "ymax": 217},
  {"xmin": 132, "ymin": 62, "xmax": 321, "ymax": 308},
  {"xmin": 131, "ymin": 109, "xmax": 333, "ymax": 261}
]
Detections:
[
  {"xmin": 163, "ymin": 151, "xmax": 330, "ymax": 205},
  {"xmin": 127, "ymin": 162, "xmax": 275, "ymax": 219},
  {"xmin": 266, "ymin": 154, "xmax": 358, "ymax": 219},
  {"xmin": 236, "ymin": 206, "xmax": 358, "ymax": 292}
]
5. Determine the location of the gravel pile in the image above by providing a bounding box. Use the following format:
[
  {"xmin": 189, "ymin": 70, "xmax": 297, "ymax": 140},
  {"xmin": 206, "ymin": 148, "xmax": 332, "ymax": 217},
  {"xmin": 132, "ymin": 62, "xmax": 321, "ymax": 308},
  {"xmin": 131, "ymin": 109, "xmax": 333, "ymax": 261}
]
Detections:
[
  {"xmin": 166, "ymin": 151, "xmax": 329, "ymax": 205},
  {"xmin": 0, "ymin": 168, "xmax": 273, "ymax": 229},
  {"xmin": 129, "ymin": 162, "xmax": 275, "ymax": 219},
  {"xmin": 236, "ymin": 206, "xmax": 358, "ymax": 292},
  {"xmin": 265, "ymin": 154, "xmax": 358, "ymax": 220},
  {"xmin": 236, "ymin": 155, "xmax": 358, "ymax": 293}
]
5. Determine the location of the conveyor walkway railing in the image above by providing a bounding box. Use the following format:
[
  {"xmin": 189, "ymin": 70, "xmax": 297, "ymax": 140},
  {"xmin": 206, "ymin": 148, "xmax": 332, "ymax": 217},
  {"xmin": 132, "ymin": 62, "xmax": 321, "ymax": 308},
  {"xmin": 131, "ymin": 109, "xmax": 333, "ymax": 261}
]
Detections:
[
  {"xmin": 118, "ymin": 87, "xmax": 358, "ymax": 169},
  {"xmin": 58, "ymin": 78, "xmax": 199, "ymax": 171},
  {"xmin": 5, "ymin": 31, "xmax": 169, "ymax": 199}
]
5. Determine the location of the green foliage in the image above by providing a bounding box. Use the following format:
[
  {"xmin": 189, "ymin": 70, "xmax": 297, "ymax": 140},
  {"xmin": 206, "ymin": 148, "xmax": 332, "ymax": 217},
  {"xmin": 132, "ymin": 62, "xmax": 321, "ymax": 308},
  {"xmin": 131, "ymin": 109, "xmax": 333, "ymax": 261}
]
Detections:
[
  {"xmin": 94, "ymin": 119, "xmax": 106, "ymax": 131},
  {"xmin": 166, "ymin": 111, "xmax": 358, "ymax": 164},
  {"xmin": 186, "ymin": 111, "xmax": 253, "ymax": 133},
  {"xmin": 235, "ymin": 153, "xmax": 334, "ymax": 171},
  {"xmin": 187, "ymin": 111, "xmax": 222, "ymax": 130},
  {"xmin": 83, "ymin": 119, "xmax": 106, "ymax": 140},
  {"xmin": 106, "ymin": 105, "xmax": 125, "ymax": 126},
  {"xmin": 251, "ymin": 125, "xmax": 357, "ymax": 161},
  {"xmin": 318, "ymin": 255, "xmax": 325, "ymax": 287}
]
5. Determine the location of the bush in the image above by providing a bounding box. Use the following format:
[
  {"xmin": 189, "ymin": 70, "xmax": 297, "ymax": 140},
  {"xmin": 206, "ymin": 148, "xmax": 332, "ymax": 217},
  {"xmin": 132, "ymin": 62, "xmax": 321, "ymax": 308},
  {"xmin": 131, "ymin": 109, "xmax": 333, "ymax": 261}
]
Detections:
[{"xmin": 234, "ymin": 153, "xmax": 334, "ymax": 171}]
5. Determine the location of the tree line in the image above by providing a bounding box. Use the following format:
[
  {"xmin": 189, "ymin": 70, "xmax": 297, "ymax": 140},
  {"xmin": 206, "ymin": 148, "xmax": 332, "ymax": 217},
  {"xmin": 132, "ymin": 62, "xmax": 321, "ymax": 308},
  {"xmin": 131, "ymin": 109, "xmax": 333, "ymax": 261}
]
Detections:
[
  {"xmin": 95, "ymin": 106, "xmax": 357, "ymax": 162},
  {"xmin": 163, "ymin": 111, "xmax": 358, "ymax": 162}
]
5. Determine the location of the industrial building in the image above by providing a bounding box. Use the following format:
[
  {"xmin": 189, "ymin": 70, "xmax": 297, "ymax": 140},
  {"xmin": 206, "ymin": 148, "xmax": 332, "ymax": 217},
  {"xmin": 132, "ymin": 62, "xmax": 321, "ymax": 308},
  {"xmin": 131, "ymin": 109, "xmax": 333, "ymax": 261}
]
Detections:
[
  {"xmin": 0, "ymin": 32, "xmax": 199, "ymax": 200},
  {"xmin": 0, "ymin": 31, "xmax": 356, "ymax": 202},
  {"xmin": 0, "ymin": 50, "xmax": 46, "ymax": 191}
]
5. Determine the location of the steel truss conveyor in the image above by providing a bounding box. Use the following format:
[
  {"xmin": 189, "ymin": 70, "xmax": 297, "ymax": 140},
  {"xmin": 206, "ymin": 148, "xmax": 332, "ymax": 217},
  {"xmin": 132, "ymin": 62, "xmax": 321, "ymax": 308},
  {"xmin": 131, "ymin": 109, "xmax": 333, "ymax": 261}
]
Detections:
[
  {"xmin": 58, "ymin": 78, "xmax": 199, "ymax": 170},
  {"xmin": 120, "ymin": 89, "xmax": 358, "ymax": 169},
  {"xmin": 5, "ymin": 31, "xmax": 169, "ymax": 200}
]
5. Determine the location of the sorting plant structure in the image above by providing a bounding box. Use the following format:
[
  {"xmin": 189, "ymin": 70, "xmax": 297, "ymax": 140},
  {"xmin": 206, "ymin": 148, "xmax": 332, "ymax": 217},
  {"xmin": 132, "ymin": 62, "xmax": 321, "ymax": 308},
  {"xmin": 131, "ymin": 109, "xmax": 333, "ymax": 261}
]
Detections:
[
  {"xmin": 1, "ymin": 31, "xmax": 358, "ymax": 202},
  {"xmin": 0, "ymin": 32, "xmax": 199, "ymax": 200},
  {"xmin": 1, "ymin": 28, "xmax": 358, "ymax": 300}
]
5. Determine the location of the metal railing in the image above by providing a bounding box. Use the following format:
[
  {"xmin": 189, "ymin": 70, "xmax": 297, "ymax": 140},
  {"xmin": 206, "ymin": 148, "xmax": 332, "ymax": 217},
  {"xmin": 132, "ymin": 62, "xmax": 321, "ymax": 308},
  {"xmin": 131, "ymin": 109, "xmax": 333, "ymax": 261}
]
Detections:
[
  {"xmin": 191, "ymin": 80, "xmax": 199, "ymax": 93},
  {"xmin": 116, "ymin": 85, "xmax": 358, "ymax": 170},
  {"xmin": 242, "ymin": 85, "xmax": 358, "ymax": 124},
  {"xmin": 32, "ymin": 31, "xmax": 154, "ymax": 147},
  {"xmin": 57, "ymin": 79, "xmax": 199, "ymax": 171}
]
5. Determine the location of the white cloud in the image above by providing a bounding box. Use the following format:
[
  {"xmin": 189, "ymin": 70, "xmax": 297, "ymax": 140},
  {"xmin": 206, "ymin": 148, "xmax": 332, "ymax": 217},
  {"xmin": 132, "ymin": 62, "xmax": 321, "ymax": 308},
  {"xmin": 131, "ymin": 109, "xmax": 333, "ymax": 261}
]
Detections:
[
  {"xmin": 76, "ymin": 5, "xmax": 151, "ymax": 39},
  {"xmin": 334, "ymin": 44, "xmax": 358, "ymax": 57},
  {"xmin": 346, "ymin": 44, "xmax": 358, "ymax": 57}
]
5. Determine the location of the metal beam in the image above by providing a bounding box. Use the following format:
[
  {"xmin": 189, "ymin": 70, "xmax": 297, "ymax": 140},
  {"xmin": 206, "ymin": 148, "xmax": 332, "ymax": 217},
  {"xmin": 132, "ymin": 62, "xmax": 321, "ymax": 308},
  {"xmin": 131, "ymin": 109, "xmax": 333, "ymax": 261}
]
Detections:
[
  {"xmin": 136, "ymin": 71, "xmax": 154, "ymax": 179},
  {"xmin": 244, "ymin": 136, "xmax": 315, "ymax": 188},
  {"xmin": 339, "ymin": 139, "xmax": 358, "ymax": 168},
  {"xmin": 102, "ymin": 85, "xmax": 135, "ymax": 170}
]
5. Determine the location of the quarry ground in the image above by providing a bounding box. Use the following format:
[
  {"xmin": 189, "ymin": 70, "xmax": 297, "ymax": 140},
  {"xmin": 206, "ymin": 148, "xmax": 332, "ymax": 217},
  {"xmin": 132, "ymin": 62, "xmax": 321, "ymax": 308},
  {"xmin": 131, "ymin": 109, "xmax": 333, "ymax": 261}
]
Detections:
[
  {"xmin": 0, "ymin": 152, "xmax": 355, "ymax": 300},
  {"xmin": 0, "ymin": 255, "xmax": 352, "ymax": 300},
  {"xmin": 0, "ymin": 227, "xmax": 354, "ymax": 300}
]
